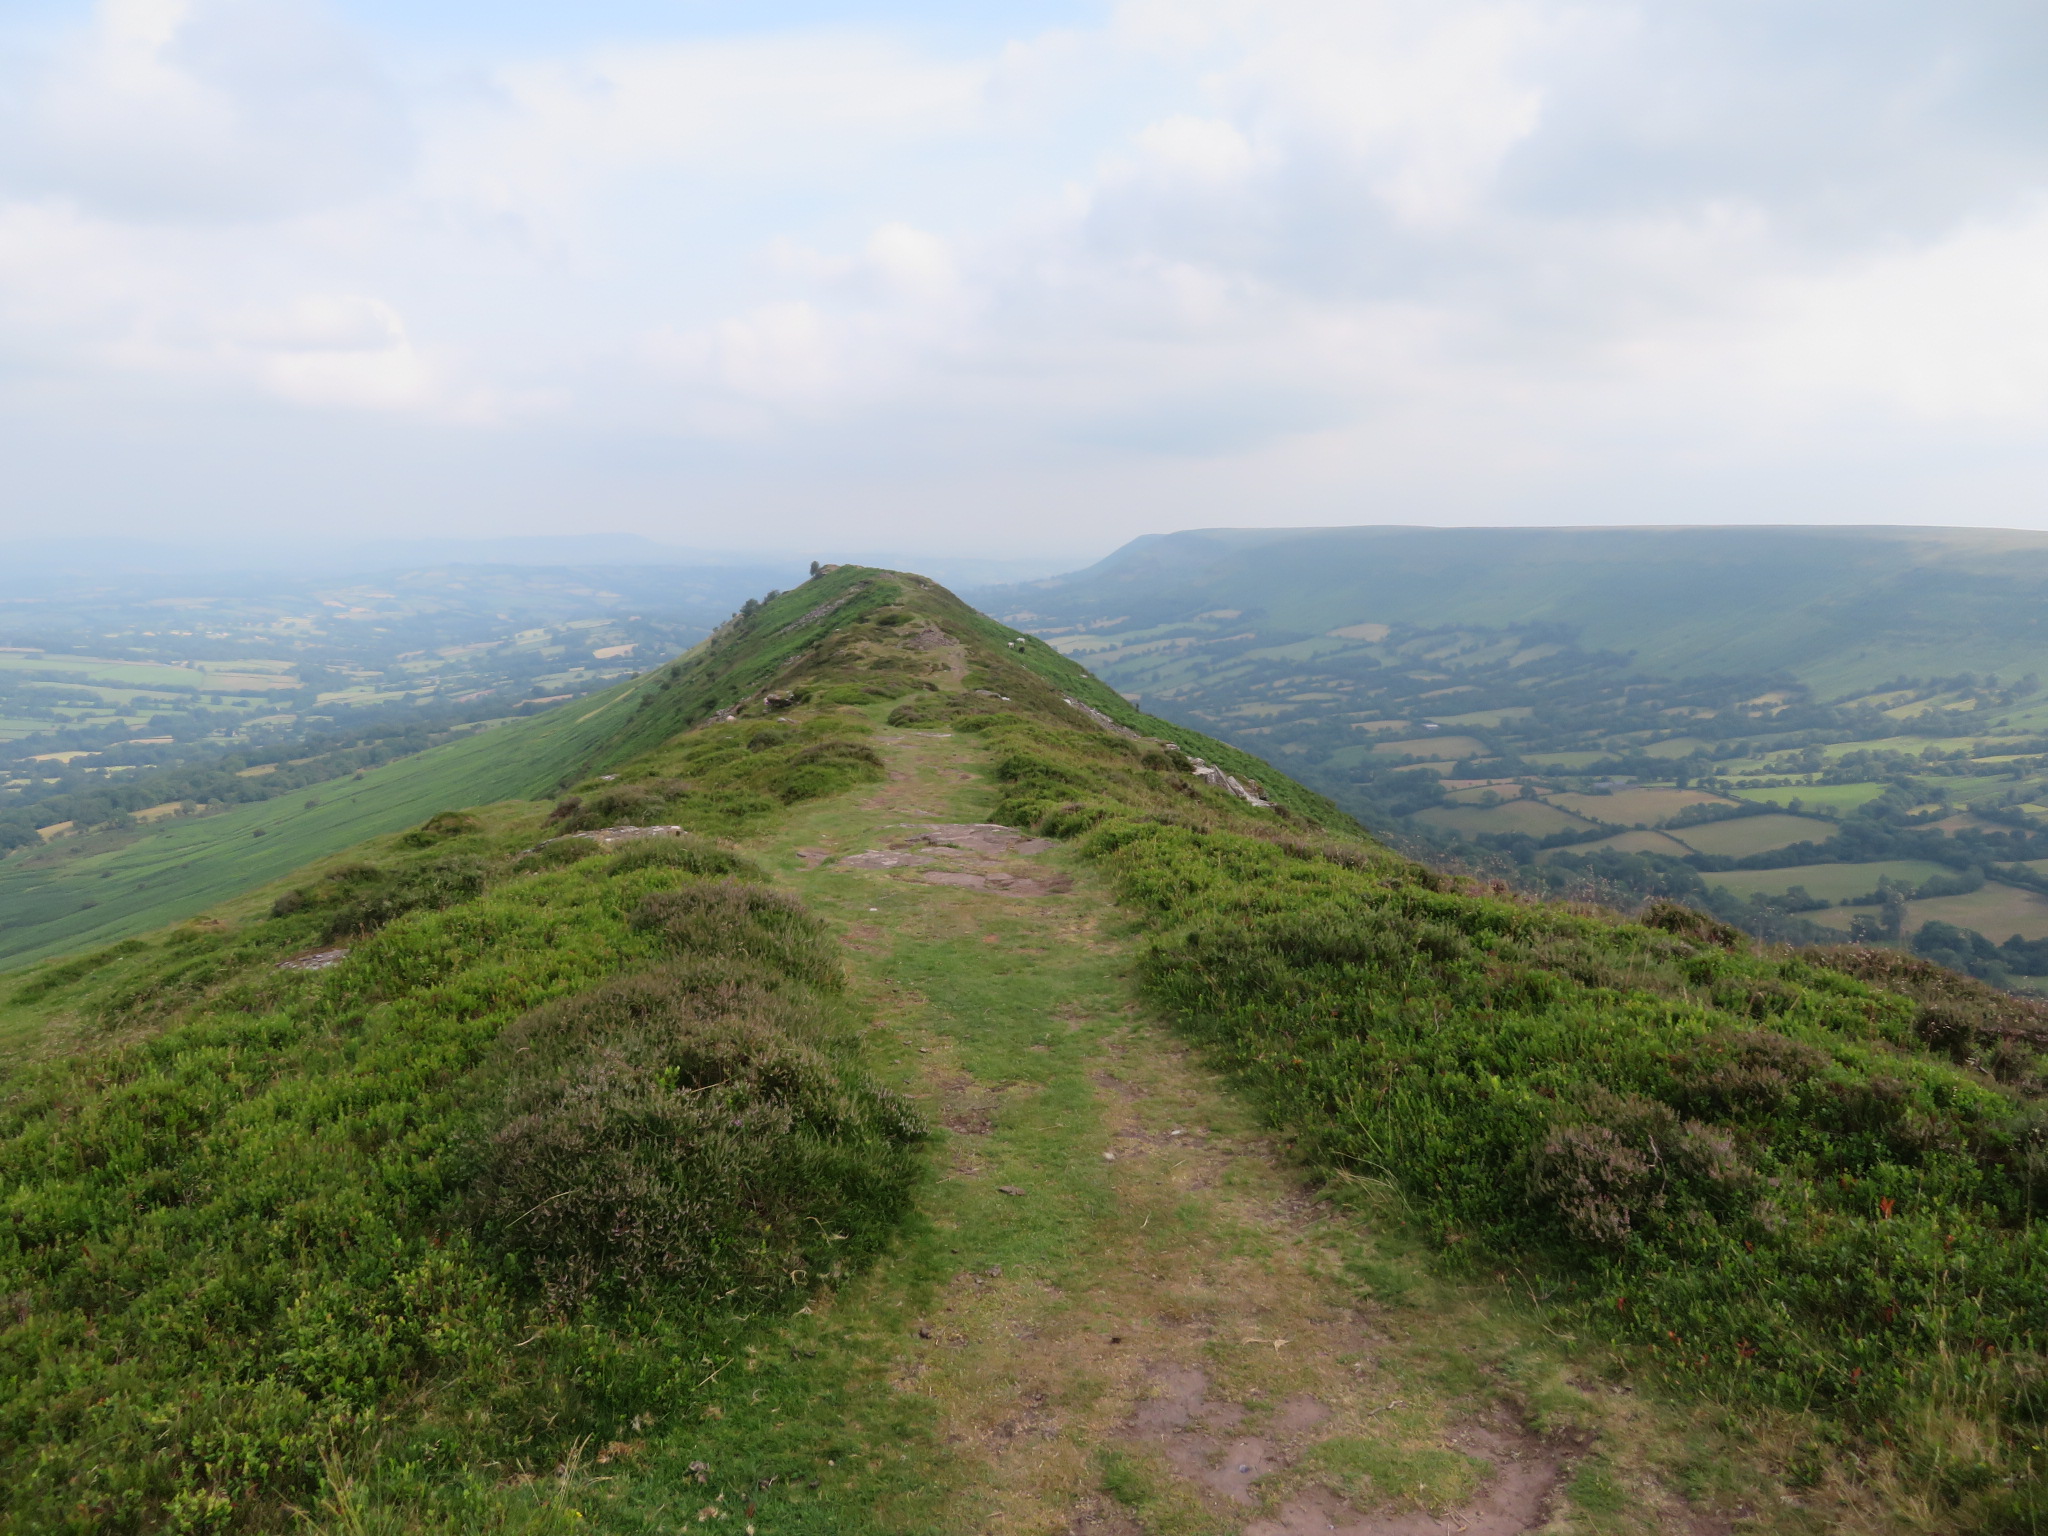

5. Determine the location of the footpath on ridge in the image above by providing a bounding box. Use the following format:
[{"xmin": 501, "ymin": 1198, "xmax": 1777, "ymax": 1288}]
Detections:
[{"xmin": 591, "ymin": 725, "xmax": 1794, "ymax": 1536}]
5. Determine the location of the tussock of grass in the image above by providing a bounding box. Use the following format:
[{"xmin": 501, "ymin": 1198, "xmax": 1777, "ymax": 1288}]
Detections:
[{"xmin": 471, "ymin": 958, "xmax": 923, "ymax": 1313}]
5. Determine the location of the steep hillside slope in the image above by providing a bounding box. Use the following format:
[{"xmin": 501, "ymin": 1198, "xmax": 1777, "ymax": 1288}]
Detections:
[
  {"xmin": 6, "ymin": 565, "xmax": 2048, "ymax": 1533},
  {"xmin": 0, "ymin": 566, "xmax": 889, "ymax": 970}
]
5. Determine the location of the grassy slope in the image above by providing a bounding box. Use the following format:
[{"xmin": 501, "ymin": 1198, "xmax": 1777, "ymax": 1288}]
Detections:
[
  {"xmin": 10, "ymin": 566, "xmax": 2048, "ymax": 1530},
  {"xmin": 0, "ymin": 702, "xmax": 625, "ymax": 971},
  {"xmin": 987, "ymin": 524, "xmax": 2048, "ymax": 693},
  {"xmin": 0, "ymin": 567, "xmax": 895, "ymax": 971}
]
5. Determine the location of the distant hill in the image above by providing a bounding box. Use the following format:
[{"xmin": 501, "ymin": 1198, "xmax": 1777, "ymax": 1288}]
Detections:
[{"xmin": 985, "ymin": 524, "xmax": 2048, "ymax": 695}]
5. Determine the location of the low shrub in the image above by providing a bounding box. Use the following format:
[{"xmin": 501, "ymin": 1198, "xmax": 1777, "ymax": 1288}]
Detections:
[
  {"xmin": 511, "ymin": 837, "xmax": 605, "ymax": 873},
  {"xmin": 606, "ymin": 835, "xmax": 763, "ymax": 881},
  {"xmin": 321, "ymin": 855, "xmax": 487, "ymax": 940},
  {"xmin": 0, "ymin": 849, "xmax": 908, "ymax": 1531},
  {"xmin": 397, "ymin": 810, "xmax": 482, "ymax": 847},
  {"xmin": 470, "ymin": 964, "xmax": 924, "ymax": 1312},
  {"xmin": 630, "ymin": 880, "xmax": 843, "ymax": 992},
  {"xmin": 549, "ymin": 782, "xmax": 679, "ymax": 833}
]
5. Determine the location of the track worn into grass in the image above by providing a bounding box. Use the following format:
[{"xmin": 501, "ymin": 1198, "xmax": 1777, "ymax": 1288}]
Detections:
[{"xmin": 579, "ymin": 729, "xmax": 1846, "ymax": 1536}]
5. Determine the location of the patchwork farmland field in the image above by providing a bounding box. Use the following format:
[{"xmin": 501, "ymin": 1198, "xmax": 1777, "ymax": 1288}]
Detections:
[
  {"xmin": 1557, "ymin": 829, "xmax": 1695, "ymax": 857},
  {"xmin": 1414, "ymin": 798, "xmax": 1598, "ymax": 837},
  {"xmin": 1807, "ymin": 882, "xmax": 2048, "ymax": 942},
  {"xmin": 1668, "ymin": 813, "xmax": 1838, "ymax": 857},
  {"xmin": 1703, "ymin": 860, "xmax": 1953, "ymax": 903},
  {"xmin": 1371, "ymin": 733, "xmax": 1489, "ymax": 760},
  {"xmin": 1732, "ymin": 782, "xmax": 1891, "ymax": 812},
  {"xmin": 1545, "ymin": 787, "xmax": 1732, "ymax": 825}
]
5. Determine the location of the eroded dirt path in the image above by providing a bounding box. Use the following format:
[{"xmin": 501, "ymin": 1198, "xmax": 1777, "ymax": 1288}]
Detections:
[{"xmin": 736, "ymin": 729, "xmax": 1779, "ymax": 1536}]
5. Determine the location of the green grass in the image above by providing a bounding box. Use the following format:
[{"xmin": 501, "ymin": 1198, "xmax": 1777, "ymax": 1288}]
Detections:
[
  {"xmin": 1928, "ymin": 774, "xmax": 2032, "ymax": 803},
  {"xmin": 1806, "ymin": 881, "xmax": 2048, "ymax": 943},
  {"xmin": 0, "ymin": 718, "xmax": 591, "ymax": 971},
  {"xmin": 1558, "ymin": 829, "xmax": 1694, "ymax": 858},
  {"xmin": 1732, "ymin": 782, "xmax": 1891, "ymax": 812},
  {"xmin": 1372, "ymin": 734, "xmax": 1490, "ymax": 760},
  {"xmin": 1429, "ymin": 707, "xmax": 1533, "ymax": 728},
  {"xmin": 14, "ymin": 564, "xmax": 2048, "ymax": 1531},
  {"xmin": 1703, "ymin": 860, "xmax": 1952, "ymax": 903},
  {"xmin": 0, "ymin": 693, "xmax": 919, "ymax": 1529},
  {"xmin": 1414, "ymin": 800, "xmax": 1598, "ymax": 837},
  {"xmin": 1546, "ymin": 788, "xmax": 1731, "ymax": 826},
  {"xmin": 1668, "ymin": 813, "xmax": 1837, "ymax": 858}
]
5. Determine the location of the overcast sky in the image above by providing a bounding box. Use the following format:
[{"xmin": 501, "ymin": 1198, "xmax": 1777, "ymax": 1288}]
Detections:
[{"xmin": 3, "ymin": 0, "xmax": 2047, "ymax": 563}]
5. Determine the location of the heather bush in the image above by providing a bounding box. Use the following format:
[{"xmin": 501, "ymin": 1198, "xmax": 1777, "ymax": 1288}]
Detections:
[
  {"xmin": 470, "ymin": 964, "xmax": 923, "ymax": 1312},
  {"xmin": 605, "ymin": 835, "xmax": 761, "ymax": 880},
  {"xmin": 631, "ymin": 880, "xmax": 843, "ymax": 992}
]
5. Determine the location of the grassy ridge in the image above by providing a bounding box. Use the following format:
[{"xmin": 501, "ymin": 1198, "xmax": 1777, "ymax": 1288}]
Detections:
[{"xmin": 12, "ymin": 564, "xmax": 2048, "ymax": 1530}]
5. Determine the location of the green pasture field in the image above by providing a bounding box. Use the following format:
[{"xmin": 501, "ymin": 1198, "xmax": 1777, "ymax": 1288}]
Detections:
[
  {"xmin": 1441, "ymin": 783, "xmax": 1532, "ymax": 804},
  {"xmin": 1413, "ymin": 799, "xmax": 1597, "ymax": 838},
  {"xmin": 1520, "ymin": 750, "xmax": 1605, "ymax": 769},
  {"xmin": 0, "ymin": 654, "xmax": 202, "ymax": 690},
  {"xmin": 1668, "ymin": 812, "xmax": 1837, "ymax": 858},
  {"xmin": 1552, "ymin": 828, "xmax": 1694, "ymax": 857},
  {"xmin": 1925, "ymin": 813, "xmax": 2017, "ymax": 836},
  {"xmin": 0, "ymin": 654, "xmax": 299, "ymax": 694},
  {"xmin": 1371, "ymin": 733, "xmax": 1489, "ymax": 759},
  {"xmin": 1702, "ymin": 860, "xmax": 1952, "ymax": 904},
  {"xmin": 1928, "ymin": 774, "xmax": 2032, "ymax": 802},
  {"xmin": 1732, "ymin": 782, "xmax": 1889, "ymax": 812},
  {"xmin": 1806, "ymin": 880, "xmax": 2048, "ymax": 943},
  {"xmin": 1639, "ymin": 735, "xmax": 1712, "ymax": 759},
  {"xmin": 1545, "ymin": 787, "xmax": 1731, "ymax": 826},
  {"xmin": 1242, "ymin": 636, "xmax": 1366, "ymax": 663},
  {"xmin": 1817, "ymin": 735, "xmax": 2007, "ymax": 760},
  {"xmin": 1430, "ymin": 706, "xmax": 1533, "ymax": 727}
]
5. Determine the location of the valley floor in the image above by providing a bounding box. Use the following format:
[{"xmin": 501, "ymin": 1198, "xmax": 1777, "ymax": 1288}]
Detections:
[{"xmin": 513, "ymin": 729, "xmax": 1900, "ymax": 1536}]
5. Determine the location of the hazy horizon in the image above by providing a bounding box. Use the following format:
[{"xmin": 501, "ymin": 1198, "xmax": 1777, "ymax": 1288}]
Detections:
[{"xmin": 4, "ymin": 1, "xmax": 2047, "ymax": 556}]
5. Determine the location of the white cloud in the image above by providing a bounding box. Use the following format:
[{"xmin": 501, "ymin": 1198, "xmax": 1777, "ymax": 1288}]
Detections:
[
  {"xmin": 2, "ymin": 0, "xmax": 2048, "ymax": 550},
  {"xmin": 0, "ymin": 0, "xmax": 409, "ymax": 220}
]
